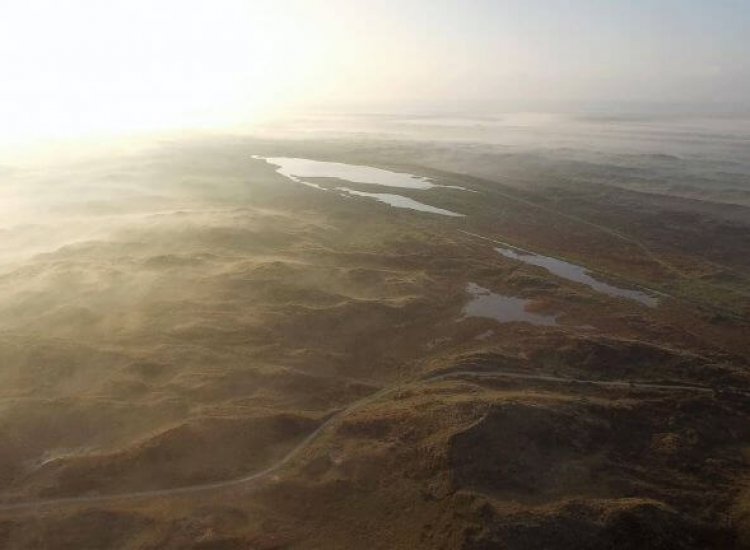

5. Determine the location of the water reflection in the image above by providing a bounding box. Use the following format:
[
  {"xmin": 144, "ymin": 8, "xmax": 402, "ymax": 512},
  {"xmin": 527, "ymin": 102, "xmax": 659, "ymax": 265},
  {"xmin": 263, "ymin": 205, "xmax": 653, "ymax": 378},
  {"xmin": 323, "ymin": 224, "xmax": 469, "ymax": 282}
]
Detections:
[
  {"xmin": 464, "ymin": 283, "xmax": 559, "ymax": 326},
  {"xmin": 495, "ymin": 245, "xmax": 658, "ymax": 307},
  {"xmin": 257, "ymin": 156, "xmax": 464, "ymax": 190},
  {"xmin": 255, "ymin": 156, "xmax": 466, "ymax": 217},
  {"xmin": 339, "ymin": 188, "xmax": 463, "ymax": 217}
]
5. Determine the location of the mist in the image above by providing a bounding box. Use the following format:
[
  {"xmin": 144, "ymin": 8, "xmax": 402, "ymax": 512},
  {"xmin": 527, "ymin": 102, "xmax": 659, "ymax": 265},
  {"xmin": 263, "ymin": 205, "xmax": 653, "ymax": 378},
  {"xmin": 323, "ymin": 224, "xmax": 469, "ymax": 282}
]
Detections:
[
  {"xmin": 1, "ymin": 2, "xmax": 750, "ymax": 548},
  {"xmin": 2, "ymin": 0, "xmax": 749, "ymax": 146}
]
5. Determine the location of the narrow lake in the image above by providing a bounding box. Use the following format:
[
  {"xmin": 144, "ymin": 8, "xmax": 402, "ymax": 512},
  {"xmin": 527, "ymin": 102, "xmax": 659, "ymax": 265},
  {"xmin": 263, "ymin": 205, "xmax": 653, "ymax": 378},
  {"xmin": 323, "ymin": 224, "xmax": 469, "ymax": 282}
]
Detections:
[
  {"xmin": 495, "ymin": 245, "xmax": 658, "ymax": 307},
  {"xmin": 255, "ymin": 156, "xmax": 465, "ymax": 217},
  {"xmin": 339, "ymin": 188, "xmax": 464, "ymax": 217}
]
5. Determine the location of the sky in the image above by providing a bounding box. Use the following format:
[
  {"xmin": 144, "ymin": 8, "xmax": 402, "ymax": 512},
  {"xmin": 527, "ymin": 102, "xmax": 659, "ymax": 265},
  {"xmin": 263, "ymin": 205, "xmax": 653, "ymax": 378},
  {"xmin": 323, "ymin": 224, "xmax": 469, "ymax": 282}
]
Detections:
[{"xmin": 1, "ymin": 0, "xmax": 748, "ymax": 144}]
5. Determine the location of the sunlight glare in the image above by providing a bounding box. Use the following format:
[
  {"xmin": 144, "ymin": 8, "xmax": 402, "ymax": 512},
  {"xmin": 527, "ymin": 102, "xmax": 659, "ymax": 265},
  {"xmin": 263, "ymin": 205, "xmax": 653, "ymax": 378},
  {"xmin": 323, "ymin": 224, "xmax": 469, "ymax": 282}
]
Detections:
[{"xmin": 0, "ymin": 0, "xmax": 324, "ymax": 144}]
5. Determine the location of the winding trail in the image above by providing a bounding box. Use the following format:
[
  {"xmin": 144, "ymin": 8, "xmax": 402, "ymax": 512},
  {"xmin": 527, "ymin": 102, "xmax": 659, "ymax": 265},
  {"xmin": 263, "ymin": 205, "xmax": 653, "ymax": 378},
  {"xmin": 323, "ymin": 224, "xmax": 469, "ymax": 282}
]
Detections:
[
  {"xmin": 1, "ymin": 369, "xmax": 745, "ymax": 514},
  {"xmin": 430, "ymin": 369, "xmax": 747, "ymax": 395}
]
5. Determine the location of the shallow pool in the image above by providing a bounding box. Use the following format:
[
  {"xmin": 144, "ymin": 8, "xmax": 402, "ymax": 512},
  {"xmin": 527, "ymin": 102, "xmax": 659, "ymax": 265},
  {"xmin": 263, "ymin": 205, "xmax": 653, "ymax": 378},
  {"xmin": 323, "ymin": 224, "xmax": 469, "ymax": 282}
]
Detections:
[{"xmin": 463, "ymin": 283, "xmax": 559, "ymax": 326}]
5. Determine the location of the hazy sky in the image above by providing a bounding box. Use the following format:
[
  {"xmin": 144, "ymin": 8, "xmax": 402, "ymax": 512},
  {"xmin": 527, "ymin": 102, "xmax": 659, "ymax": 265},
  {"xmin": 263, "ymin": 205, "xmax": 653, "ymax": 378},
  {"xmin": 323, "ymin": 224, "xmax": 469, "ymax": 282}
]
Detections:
[{"xmin": 1, "ymin": 0, "xmax": 748, "ymax": 142}]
